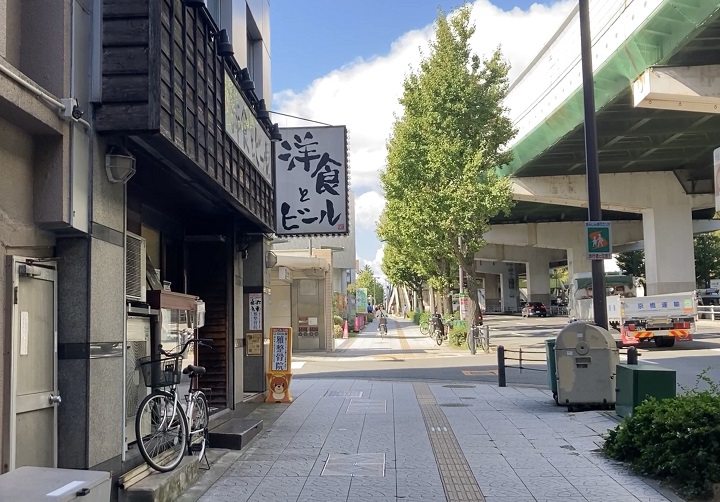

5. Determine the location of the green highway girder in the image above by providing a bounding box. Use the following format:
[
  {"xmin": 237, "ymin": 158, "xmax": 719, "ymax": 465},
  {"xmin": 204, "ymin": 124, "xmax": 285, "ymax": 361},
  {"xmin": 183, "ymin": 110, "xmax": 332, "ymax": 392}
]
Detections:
[{"xmin": 499, "ymin": 0, "xmax": 720, "ymax": 178}]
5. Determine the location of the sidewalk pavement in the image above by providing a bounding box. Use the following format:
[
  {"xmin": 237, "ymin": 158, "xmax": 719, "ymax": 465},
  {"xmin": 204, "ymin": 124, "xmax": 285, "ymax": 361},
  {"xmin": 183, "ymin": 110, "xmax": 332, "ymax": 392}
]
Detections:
[{"xmin": 186, "ymin": 378, "xmax": 679, "ymax": 502}]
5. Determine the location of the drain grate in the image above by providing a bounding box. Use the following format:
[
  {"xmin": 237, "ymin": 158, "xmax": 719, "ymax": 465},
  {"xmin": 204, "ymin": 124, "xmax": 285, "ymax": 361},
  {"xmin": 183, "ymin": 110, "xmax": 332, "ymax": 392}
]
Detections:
[
  {"xmin": 442, "ymin": 384, "xmax": 476, "ymax": 388},
  {"xmin": 326, "ymin": 390, "xmax": 364, "ymax": 398},
  {"xmin": 321, "ymin": 453, "xmax": 385, "ymax": 476},
  {"xmin": 439, "ymin": 403, "xmax": 470, "ymax": 407},
  {"xmin": 346, "ymin": 399, "xmax": 387, "ymax": 414},
  {"xmin": 414, "ymin": 383, "xmax": 485, "ymax": 501}
]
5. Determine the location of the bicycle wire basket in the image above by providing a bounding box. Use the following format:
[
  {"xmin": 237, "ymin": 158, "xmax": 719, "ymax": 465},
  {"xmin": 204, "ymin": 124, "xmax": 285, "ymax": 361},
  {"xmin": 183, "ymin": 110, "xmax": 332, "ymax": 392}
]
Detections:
[{"xmin": 138, "ymin": 354, "xmax": 183, "ymax": 388}]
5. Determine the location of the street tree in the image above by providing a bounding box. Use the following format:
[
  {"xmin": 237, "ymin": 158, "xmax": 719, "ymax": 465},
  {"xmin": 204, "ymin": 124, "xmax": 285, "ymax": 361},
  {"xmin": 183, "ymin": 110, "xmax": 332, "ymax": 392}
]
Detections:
[
  {"xmin": 356, "ymin": 265, "xmax": 384, "ymax": 305},
  {"xmin": 615, "ymin": 250, "xmax": 646, "ymax": 288},
  {"xmin": 694, "ymin": 232, "xmax": 720, "ymax": 288},
  {"xmin": 381, "ymin": 244, "xmax": 428, "ymax": 311},
  {"xmin": 378, "ymin": 5, "xmax": 516, "ymax": 328}
]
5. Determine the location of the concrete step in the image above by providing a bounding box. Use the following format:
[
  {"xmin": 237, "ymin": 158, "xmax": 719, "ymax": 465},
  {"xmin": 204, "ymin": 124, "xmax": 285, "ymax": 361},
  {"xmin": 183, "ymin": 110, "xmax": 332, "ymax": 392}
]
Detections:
[
  {"xmin": 120, "ymin": 456, "xmax": 199, "ymax": 502},
  {"xmin": 209, "ymin": 418, "xmax": 263, "ymax": 450}
]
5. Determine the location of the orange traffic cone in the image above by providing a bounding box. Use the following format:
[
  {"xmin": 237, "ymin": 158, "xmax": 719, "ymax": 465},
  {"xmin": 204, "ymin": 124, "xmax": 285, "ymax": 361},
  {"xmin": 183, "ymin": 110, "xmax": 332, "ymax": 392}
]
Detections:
[{"xmin": 343, "ymin": 320, "xmax": 349, "ymax": 339}]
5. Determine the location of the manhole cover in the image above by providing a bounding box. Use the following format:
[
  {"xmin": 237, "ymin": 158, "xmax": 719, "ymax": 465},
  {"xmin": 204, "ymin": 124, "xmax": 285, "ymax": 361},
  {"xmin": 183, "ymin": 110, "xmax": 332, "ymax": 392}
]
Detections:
[
  {"xmin": 439, "ymin": 403, "xmax": 470, "ymax": 407},
  {"xmin": 443, "ymin": 384, "xmax": 476, "ymax": 388},
  {"xmin": 321, "ymin": 453, "xmax": 385, "ymax": 477}
]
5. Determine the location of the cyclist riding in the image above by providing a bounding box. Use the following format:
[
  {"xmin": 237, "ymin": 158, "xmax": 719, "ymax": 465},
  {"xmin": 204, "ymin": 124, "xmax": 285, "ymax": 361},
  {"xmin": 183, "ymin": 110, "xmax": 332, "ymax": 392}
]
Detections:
[
  {"xmin": 377, "ymin": 306, "xmax": 388, "ymax": 337},
  {"xmin": 430, "ymin": 312, "xmax": 444, "ymax": 343}
]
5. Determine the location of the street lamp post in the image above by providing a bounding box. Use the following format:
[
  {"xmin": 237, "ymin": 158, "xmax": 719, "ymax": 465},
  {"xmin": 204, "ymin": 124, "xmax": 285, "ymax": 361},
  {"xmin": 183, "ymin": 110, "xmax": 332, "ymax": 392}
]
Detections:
[{"xmin": 579, "ymin": 0, "xmax": 608, "ymax": 329}]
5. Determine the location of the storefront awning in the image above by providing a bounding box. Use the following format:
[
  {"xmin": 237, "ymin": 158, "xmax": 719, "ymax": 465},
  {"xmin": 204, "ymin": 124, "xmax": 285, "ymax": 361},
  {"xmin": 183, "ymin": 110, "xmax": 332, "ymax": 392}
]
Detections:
[{"xmin": 275, "ymin": 254, "xmax": 330, "ymax": 272}]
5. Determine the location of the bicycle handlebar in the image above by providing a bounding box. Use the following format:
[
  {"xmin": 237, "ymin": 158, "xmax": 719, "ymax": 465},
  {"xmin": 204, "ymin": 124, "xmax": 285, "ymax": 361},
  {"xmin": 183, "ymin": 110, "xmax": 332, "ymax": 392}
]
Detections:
[{"xmin": 159, "ymin": 337, "xmax": 214, "ymax": 357}]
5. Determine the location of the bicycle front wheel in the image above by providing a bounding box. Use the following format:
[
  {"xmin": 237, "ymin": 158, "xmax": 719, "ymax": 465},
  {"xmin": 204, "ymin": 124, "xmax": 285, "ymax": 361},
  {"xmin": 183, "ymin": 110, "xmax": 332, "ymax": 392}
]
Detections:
[
  {"xmin": 419, "ymin": 321, "xmax": 429, "ymax": 336},
  {"xmin": 135, "ymin": 391, "xmax": 188, "ymax": 472},
  {"xmin": 479, "ymin": 330, "xmax": 489, "ymax": 353},
  {"xmin": 188, "ymin": 392, "xmax": 210, "ymax": 461}
]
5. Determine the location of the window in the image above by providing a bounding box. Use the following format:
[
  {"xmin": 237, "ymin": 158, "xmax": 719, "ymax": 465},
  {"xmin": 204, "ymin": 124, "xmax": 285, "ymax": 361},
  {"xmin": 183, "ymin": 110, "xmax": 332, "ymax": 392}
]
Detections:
[{"xmin": 206, "ymin": 0, "xmax": 221, "ymax": 24}]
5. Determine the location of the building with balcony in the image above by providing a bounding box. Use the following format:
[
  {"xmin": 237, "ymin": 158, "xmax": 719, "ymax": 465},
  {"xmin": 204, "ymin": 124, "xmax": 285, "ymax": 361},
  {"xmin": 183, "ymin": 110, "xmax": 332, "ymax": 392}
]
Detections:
[{"xmin": 0, "ymin": 0, "xmax": 277, "ymax": 495}]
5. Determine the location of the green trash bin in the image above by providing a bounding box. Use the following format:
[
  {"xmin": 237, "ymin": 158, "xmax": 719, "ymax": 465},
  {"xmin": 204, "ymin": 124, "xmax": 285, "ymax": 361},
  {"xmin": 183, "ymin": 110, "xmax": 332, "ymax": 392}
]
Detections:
[{"xmin": 545, "ymin": 338, "xmax": 558, "ymax": 402}]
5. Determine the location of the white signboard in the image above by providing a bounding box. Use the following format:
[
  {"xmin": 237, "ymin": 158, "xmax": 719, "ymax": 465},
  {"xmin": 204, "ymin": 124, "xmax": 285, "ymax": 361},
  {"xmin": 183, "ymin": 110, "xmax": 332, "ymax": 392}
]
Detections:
[
  {"xmin": 271, "ymin": 329, "xmax": 289, "ymax": 371},
  {"xmin": 275, "ymin": 126, "xmax": 349, "ymax": 236},
  {"xmin": 715, "ymin": 147, "xmax": 720, "ymax": 213},
  {"xmin": 249, "ymin": 293, "xmax": 263, "ymax": 331},
  {"xmin": 224, "ymin": 73, "xmax": 272, "ymax": 185}
]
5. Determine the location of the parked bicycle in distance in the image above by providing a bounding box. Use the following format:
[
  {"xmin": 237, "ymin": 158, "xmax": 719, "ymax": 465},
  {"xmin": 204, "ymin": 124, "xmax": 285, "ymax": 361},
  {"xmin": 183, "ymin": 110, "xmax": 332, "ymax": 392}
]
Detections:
[{"xmin": 135, "ymin": 333, "xmax": 213, "ymax": 472}]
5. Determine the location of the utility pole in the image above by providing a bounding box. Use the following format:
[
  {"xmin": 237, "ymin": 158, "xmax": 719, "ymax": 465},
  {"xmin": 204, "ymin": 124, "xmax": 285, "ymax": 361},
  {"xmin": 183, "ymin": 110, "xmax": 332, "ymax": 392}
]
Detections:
[{"xmin": 579, "ymin": 0, "xmax": 608, "ymax": 329}]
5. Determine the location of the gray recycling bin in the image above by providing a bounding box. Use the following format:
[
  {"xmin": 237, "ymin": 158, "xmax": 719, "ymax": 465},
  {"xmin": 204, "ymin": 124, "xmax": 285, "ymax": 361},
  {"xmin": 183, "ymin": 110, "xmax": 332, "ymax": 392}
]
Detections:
[
  {"xmin": 545, "ymin": 338, "xmax": 558, "ymax": 402},
  {"xmin": 0, "ymin": 466, "xmax": 111, "ymax": 502},
  {"xmin": 554, "ymin": 321, "xmax": 619, "ymax": 411}
]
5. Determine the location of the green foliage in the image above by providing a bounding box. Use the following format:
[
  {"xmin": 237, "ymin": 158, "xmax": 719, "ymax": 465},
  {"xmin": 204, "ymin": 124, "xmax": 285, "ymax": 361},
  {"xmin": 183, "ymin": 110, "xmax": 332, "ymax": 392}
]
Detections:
[
  {"xmin": 448, "ymin": 325, "xmax": 467, "ymax": 347},
  {"xmin": 615, "ymin": 250, "xmax": 645, "ymax": 287},
  {"xmin": 382, "ymin": 244, "xmax": 427, "ymax": 292},
  {"xmin": 695, "ymin": 232, "xmax": 720, "ymax": 288},
  {"xmin": 333, "ymin": 324, "xmax": 343, "ymax": 338},
  {"xmin": 377, "ymin": 5, "xmax": 516, "ymax": 325},
  {"xmin": 356, "ymin": 265, "xmax": 384, "ymax": 304},
  {"xmin": 603, "ymin": 370, "xmax": 720, "ymax": 498},
  {"xmin": 418, "ymin": 311, "xmax": 430, "ymax": 325},
  {"xmin": 333, "ymin": 315, "xmax": 344, "ymax": 326}
]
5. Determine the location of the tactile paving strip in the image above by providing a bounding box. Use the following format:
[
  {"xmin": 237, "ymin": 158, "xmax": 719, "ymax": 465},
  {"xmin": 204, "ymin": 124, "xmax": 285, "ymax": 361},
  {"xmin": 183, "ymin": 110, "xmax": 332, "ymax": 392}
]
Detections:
[{"xmin": 413, "ymin": 383, "xmax": 486, "ymax": 501}]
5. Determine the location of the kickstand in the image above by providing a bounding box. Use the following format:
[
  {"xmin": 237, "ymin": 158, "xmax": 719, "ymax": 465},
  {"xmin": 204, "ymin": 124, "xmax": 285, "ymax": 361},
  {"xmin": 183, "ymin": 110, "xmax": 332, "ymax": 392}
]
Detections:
[{"xmin": 200, "ymin": 452, "xmax": 211, "ymax": 470}]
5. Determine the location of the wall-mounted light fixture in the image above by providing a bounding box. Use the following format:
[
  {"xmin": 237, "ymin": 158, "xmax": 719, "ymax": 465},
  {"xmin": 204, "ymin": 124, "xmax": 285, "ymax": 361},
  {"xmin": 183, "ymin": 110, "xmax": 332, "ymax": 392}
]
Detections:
[
  {"xmin": 255, "ymin": 99, "xmax": 270, "ymax": 121},
  {"xmin": 238, "ymin": 68, "xmax": 255, "ymax": 92},
  {"xmin": 105, "ymin": 146, "xmax": 136, "ymax": 184},
  {"xmin": 265, "ymin": 251, "xmax": 278, "ymax": 268},
  {"xmin": 215, "ymin": 29, "xmax": 234, "ymax": 58},
  {"xmin": 270, "ymin": 123, "xmax": 282, "ymax": 142}
]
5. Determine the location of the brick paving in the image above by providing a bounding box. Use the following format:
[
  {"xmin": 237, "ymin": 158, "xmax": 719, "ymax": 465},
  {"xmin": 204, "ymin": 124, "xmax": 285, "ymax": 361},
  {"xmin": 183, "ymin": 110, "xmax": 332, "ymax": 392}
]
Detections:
[{"xmin": 191, "ymin": 378, "xmax": 677, "ymax": 502}]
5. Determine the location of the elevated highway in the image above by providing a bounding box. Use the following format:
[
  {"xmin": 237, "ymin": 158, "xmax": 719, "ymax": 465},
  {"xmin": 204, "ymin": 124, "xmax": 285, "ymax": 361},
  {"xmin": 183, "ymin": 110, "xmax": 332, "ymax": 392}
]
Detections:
[{"xmin": 480, "ymin": 0, "xmax": 720, "ymax": 309}]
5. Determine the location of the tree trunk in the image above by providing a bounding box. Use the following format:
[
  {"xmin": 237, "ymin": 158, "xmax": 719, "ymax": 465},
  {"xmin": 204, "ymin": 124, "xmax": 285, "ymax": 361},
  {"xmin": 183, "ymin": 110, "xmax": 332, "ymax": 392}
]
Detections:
[
  {"xmin": 443, "ymin": 287, "xmax": 452, "ymax": 315},
  {"xmin": 429, "ymin": 286, "xmax": 436, "ymax": 313},
  {"xmin": 415, "ymin": 286, "xmax": 425, "ymax": 311}
]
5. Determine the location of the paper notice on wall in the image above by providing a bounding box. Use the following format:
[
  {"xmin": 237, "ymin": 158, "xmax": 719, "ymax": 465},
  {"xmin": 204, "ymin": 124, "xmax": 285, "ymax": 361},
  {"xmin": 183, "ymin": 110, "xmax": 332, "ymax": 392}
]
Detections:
[
  {"xmin": 249, "ymin": 293, "xmax": 263, "ymax": 331},
  {"xmin": 20, "ymin": 311, "xmax": 29, "ymax": 356}
]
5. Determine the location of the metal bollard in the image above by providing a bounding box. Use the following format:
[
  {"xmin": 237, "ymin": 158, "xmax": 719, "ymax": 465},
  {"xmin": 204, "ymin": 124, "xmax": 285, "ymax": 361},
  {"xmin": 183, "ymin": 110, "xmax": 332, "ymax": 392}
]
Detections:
[
  {"xmin": 518, "ymin": 347, "xmax": 523, "ymax": 370},
  {"xmin": 469, "ymin": 326, "xmax": 476, "ymax": 355},
  {"xmin": 497, "ymin": 345, "xmax": 506, "ymax": 387},
  {"xmin": 627, "ymin": 346, "xmax": 638, "ymax": 365},
  {"xmin": 484, "ymin": 325, "xmax": 490, "ymax": 354}
]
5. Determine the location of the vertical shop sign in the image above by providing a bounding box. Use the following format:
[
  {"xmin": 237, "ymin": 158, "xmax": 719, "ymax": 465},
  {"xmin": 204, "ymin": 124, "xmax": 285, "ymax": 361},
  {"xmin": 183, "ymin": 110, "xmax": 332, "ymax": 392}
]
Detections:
[{"xmin": 249, "ymin": 293, "xmax": 263, "ymax": 330}]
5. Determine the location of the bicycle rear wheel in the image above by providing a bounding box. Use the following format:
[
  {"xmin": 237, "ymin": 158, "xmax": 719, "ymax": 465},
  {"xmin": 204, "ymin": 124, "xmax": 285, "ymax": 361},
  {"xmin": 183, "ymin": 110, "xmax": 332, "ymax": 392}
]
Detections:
[
  {"xmin": 188, "ymin": 392, "xmax": 210, "ymax": 461},
  {"xmin": 135, "ymin": 391, "xmax": 188, "ymax": 472}
]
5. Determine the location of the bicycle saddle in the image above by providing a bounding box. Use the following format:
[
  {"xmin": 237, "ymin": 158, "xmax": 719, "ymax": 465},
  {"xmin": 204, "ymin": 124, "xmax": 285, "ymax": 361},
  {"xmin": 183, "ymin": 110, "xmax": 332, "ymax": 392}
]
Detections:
[{"xmin": 183, "ymin": 364, "xmax": 206, "ymax": 377}]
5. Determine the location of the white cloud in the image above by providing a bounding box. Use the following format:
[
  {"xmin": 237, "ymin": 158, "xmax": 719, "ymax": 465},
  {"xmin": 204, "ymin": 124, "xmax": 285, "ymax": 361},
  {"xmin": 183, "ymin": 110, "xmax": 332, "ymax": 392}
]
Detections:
[
  {"xmin": 272, "ymin": 1, "xmax": 575, "ymax": 268},
  {"xmin": 359, "ymin": 245, "xmax": 386, "ymax": 282},
  {"xmin": 353, "ymin": 190, "xmax": 385, "ymax": 231},
  {"xmin": 273, "ymin": 1, "xmax": 574, "ymax": 192}
]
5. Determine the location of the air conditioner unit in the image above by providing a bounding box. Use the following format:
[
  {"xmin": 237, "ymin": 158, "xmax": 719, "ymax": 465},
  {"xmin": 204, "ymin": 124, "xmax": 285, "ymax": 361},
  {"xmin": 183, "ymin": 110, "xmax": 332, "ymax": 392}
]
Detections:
[
  {"xmin": 278, "ymin": 266, "xmax": 293, "ymax": 284},
  {"xmin": 126, "ymin": 232, "xmax": 147, "ymax": 302}
]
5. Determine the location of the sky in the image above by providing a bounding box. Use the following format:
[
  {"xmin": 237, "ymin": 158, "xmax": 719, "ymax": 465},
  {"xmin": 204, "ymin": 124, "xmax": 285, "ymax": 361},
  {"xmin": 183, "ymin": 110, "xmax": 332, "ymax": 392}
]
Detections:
[{"xmin": 269, "ymin": 0, "xmax": 618, "ymax": 279}]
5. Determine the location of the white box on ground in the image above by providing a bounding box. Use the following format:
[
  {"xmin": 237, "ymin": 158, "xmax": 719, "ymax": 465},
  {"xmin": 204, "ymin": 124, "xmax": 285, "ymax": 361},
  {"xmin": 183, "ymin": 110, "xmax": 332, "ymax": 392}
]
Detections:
[{"xmin": 0, "ymin": 466, "xmax": 111, "ymax": 502}]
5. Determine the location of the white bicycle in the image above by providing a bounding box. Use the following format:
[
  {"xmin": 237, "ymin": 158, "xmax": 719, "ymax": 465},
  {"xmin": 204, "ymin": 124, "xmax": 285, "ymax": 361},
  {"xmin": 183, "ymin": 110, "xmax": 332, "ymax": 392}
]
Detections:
[{"xmin": 135, "ymin": 336, "xmax": 213, "ymax": 472}]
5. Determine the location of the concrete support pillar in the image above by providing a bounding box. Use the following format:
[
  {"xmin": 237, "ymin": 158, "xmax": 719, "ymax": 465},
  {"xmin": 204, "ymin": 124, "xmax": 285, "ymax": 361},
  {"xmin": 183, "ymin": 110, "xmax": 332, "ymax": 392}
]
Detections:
[
  {"xmin": 501, "ymin": 263, "xmax": 520, "ymax": 312},
  {"xmin": 485, "ymin": 274, "xmax": 501, "ymax": 312},
  {"xmin": 527, "ymin": 254, "xmax": 551, "ymax": 306},
  {"xmin": 642, "ymin": 199, "xmax": 696, "ymax": 295},
  {"xmin": 567, "ymin": 245, "xmax": 592, "ymax": 281}
]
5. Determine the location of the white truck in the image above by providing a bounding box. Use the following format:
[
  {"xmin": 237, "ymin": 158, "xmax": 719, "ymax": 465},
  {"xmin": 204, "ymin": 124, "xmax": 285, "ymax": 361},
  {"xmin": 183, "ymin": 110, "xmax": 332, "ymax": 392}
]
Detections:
[{"xmin": 569, "ymin": 273, "xmax": 696, "ymax": 347}]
